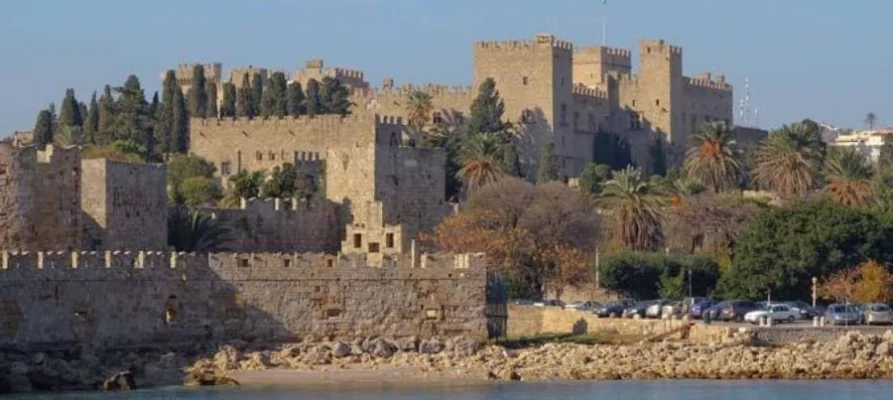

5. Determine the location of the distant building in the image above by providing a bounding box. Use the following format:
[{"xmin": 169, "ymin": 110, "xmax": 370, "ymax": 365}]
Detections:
[{"xmin": 832, "ymin": 129, "xmax": 893, "ymax": 162}]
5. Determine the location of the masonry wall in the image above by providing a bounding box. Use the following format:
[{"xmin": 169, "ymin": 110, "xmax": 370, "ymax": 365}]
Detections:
[
  {"xmin": 80, "ymin": 159, "xmax": 168, "ymax": 250},
  {"xmin": 0, "ymin": 251, "xmax": 489, "ymax": 349},
  {"xmin": 351, "ymin": 84, "xmax": 473, "ymax": 128},
  {"xmin": 203, "ymin": 197, "xmax": 340, "ymax": 253}
]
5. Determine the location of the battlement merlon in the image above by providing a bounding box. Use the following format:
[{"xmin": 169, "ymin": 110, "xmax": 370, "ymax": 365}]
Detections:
[
  {"xmin": 572, "ymin": 84, "xmax": 609, "ymax": 100},
  {"xmin": 350, "ymin": 83, "xmax": 474, "ymax": 98},
  {"xmin": 574, "ymin": 46, "xmax": 632, "ymax": 60},
  {"xmin": 640, "ymin": 39, "xmax": 683, "ymax": 56},
  {"xmin": 0, "ymin": 250, "xmax": 487, "ymax": 271},
  {"xmin": 475, "ymin": 33, "xmax": 573, "ymax": 51},
  {"xmin": 683, "ymin": 74, "xmax": 733, "ymax": 92},
  {"xmin": 332, "ymin": 67, "xmax": 365, "ymax": 80},
  {"xmin": 190, "ymin": 112, "xmax": 404, "ymax": 130}
]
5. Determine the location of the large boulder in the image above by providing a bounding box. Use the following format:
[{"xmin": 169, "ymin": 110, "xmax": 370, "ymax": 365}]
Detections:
[
  {"xmin": 101, "ymin": 370, "xmax": 135, "ymax": 391},
  {"xmin": 447, "ymin": 335, "xmax": 482, "ymax": 357},
  {"xmin": 330, "ymin": 342, "xmax": 351, "ymax": 358},
  {"xmin": 419, "ymin": 338, "xmax": 444, "ymax": 354},
  {"xmin": 213, "ymin": 345, "xmax": 241, "ymax": 371},
  {"xmin": 395, "ymin": 336, "xmax": 420, "ymax": 352},
  {"xmin": 183, "ymin": 370, "xmax": 240, "ymax": 387},
  {"xmin": 371, "ymin": 338, "xmax": 397, "ymax": 358}
]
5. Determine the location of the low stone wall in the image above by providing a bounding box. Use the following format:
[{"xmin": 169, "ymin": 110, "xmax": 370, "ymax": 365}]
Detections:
[{"xmin": 750, "ymin": 326, "xmax": 893, "ymax": 346}]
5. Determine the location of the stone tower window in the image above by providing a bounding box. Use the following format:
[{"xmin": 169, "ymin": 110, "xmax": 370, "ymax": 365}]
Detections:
[
  {"xmin": 432, "ymin": 112, "xmax": 443, "ymax": 125},
  {"xmin": 573, "ymin": 112, "xmax": 580, "ymax": 130},
  {"xmin": 629, "ymin": 112, "xmax": 642, "ymax": 130},
  {"xmin": 386, "ymin": 233, "xmax": 394, "ymax": 248},
  {"xmin": 221, "ymin": 162, "xmax": 231, "ymax": 176},
  {"xmin": 353, "ymin": 233, "xmax": 362, "ymax": 249},
  {"xmin": 632, "ymin": 100, "xmax": 637, "ymax": 107},
  {"xmin": 655, "ymin": 99, "xmax": 660, "ymax": 107},
  {"xmin": 256, "ymin": 151, "xmax": 263, "ymax": 161},
  {"xmin": 269, "ymin": 152, "xmax": 276, "ymax": 161},
  {"xmin": 522, "ymin": 76, "xmax": 529, "ymax": 86},
  {"xmin": 560, "ymin": 104, "xmax": 567, "ymax": 126},
  {"xmin": 368, "ymin": 242, "xmax": 380, "ymax": 253}
]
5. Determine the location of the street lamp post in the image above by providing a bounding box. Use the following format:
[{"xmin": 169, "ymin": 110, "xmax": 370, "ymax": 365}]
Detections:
[
  {"xmin": 811, "ymin": 277, "xmax": 818, "ymax": 308},
  {"xmin": 687, "ymin": 269, "xmax": 693, "ymax": 298}
]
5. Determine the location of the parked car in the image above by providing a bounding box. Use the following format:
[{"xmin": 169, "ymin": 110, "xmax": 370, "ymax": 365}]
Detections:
[
  {"xmin": 824, "ymin": 304, "xmax": 862, "ymax": 325},
  {"xmin": 744, "ymin": 303, "xmax": 798, "ymax": 324},
  {"xmin": 712, "ymin": 300, "xmax": 759, "ymax": 322},
  {"xmin": 645, "ymin": 300, "xmax": 672, "ymax": 319},
  {"xmin": 661, "ymin": 301, "xmax": 684, "ymax": 318},
  {"xmin": 863, "ymin": 303, "xmax": 893, "ymax": 325},
  {"xmin": 784, "ymin": 300, "xmax": 822, "ymax": 319},
  {"xmin": 702, "ymin": 301, "xmax": 729, "ymax": 321},
  {"xmin": 533, "ymin": 299, "xmax": 564, "ymax": 308},
  {"xmin": 690, "ymin": 300, "xmax": 718, "ymax": 319},
  {"xmin": 513, "ymin": 299, "xmax": 534, "ymax": 306},
  {"xmin": 594, "ymin": 300, "xmax": 635, "ymax": 318},
  {"xmin": 565, "ymin": 301, "xmax": 601, "ymax": 311},
  {"xmin": 624, "ymin": 300, "xmax": 655, "ymax": 318}
]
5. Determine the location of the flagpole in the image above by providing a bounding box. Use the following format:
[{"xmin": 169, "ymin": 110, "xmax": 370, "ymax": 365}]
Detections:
[{"xmin": 601, "ymin": 0, "xmax": 608, "ymax": 46}]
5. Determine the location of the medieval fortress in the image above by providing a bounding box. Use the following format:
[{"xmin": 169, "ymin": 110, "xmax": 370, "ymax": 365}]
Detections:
[{"xmin": 0, "ymin": 33, "xmax": 730, "ymax": 348}]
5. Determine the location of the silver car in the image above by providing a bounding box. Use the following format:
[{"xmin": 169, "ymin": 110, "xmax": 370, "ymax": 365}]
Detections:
[{"xmin": 863, "ymin": 303, "xmax": 893, "ymax": 325}]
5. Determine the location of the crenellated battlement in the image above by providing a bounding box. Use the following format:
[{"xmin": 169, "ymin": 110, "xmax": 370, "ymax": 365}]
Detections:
[
  {"xmin": 332, "ymin": 67, "xmax": 365, "ymax": 80},
  {"xmin": 572, "ymin": 84, "xmax": 608, "ymax": 100},
  {"xmin": 190, "ymin": 112, "xmax": 404, "ymax": 129},
  {"xmin": 0, "ymin": 250, "xmax": 486, "ymax": 275},
  {"xmin": 684, "ymin": 74, "xmax": 732, "ymax": 92},
  {"xmin": 476, "ymin": 33, "xmax": 573, "ymax": 51},
  {"xmin": 351, "ymin": 83, "xmax": 474, "ymax": 99}
]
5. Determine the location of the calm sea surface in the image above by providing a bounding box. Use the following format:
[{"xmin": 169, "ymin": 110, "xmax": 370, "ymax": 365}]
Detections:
[{"xmin": 9, "ymin": 381, "xmax": 893, "ymax": 400}]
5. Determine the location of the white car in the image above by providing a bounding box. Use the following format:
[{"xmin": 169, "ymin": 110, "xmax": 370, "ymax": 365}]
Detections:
[
  {"xmin": 744, "ymin": 304, "xmax": 798, "ymax": 324},
  {"xmin": 564, "ymin": 301, "xmax": 600, "ymax": 311}
]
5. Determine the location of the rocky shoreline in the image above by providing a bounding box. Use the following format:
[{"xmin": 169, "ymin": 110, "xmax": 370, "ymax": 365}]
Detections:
[{"xmin": 3, "ymin": 330, "xmax": 893, "ymax": 394}]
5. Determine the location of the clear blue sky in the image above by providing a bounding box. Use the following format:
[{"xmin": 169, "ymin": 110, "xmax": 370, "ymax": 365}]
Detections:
[{"xmin": 0, "ymin": 0, "xmax": 890, "ymax": 135}]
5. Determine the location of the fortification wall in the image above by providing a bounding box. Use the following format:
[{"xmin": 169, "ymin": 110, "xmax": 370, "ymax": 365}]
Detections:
[
  {"xmin": 203, "ymin": 197, "xmax": 340, "ymax": 253},
  {"xmin": 572, "ymin": 46, "xmax": 632, "ymax": 89},
  {"xmin": 0, "ymin": 250, "xmax": 489, "ymax": 349},
  {"xmin": 352, "ymin": 84, "xmax": 473, "ymax": 126},
  {"xmin": 681, "ymin": 73, "xmax": 734, "ymax": 137},
  {"xmin": 80, "ymin": 159, "xmax": 168, "ymax": 250},
  {"xmin": 293, "ymin": 59, "xmax": 370, "ymax": 90}
]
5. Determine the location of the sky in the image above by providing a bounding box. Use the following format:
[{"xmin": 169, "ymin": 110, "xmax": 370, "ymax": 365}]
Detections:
[{"xmin": 0, "ymin": 0, "xmax": 891, "ymax": 135}]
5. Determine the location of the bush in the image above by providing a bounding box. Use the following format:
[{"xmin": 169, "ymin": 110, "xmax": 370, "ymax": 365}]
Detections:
[
  {"xmin": 596, "ymin": 251, "xmax": 720, "ymax": 299},
  {"xmin": 179, "ymin": 176, "xmax": 222, "ymax": 207}
]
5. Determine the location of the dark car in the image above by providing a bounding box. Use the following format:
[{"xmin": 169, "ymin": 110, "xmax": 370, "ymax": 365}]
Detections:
[
  {"xmin": 690, "ymin": 300, "xmax": 718, "ymax": 319},
  {"xmin": 594, "ymin": 300, "xmax": 635, "ymax": 318},
  {"xmin": 707, "ymin": 300, "xmax": 758, "ymax": 322},
  {"xmin": 624, "ymin": 300, "xmax": 655, "ymax": 318},
  {"xmin": 784, "ymin": 300, "xmax": 822, "ymax": 319}
]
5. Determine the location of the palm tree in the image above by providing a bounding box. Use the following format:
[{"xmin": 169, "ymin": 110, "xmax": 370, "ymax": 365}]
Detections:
[
  {"xmin": 683, "ymin": 122, "xmax": 740, "ymax": 193},
  {"xmin": 865, "ymin": 112, "xmax": 877, "ymax": 130},
  {"xmin": 53, "ymin": 126, "xmax": 85, "ymax": 147},
  {"xmin": 825, "ymin": 147, "xmax": 873, "ymax": 206},
  {"xmin": 168, "ymin": 209, "xmax": 232, "ymax": 251},
  {"xmin": 601, "ymin": 166, "xmax": 666, "ymax": 251},
  {"xmin": 751, "ymin": 123, "xmax": 825, "ymax": 197},
  {"xmin": 405, "ymin": 90, "xmax": 434, "ymax": 131},
  {"xmin": 457, "ymin": 132, "xmax": 505, "ymax": 192}
]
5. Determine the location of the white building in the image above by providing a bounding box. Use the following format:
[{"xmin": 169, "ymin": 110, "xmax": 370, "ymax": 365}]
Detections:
[{"xmin": 832, "ymin": 129, "xmax": 893, "ymax": 162}]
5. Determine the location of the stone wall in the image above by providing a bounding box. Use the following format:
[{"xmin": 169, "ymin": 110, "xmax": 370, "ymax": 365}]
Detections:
[
  {"xmin": 0, "ymin": 250, "xmax": 491, "ymax": 350},
  {"xmin": 202, "ymin": 197, "xmax": 340, "ymax": 253},
  {"xmin": 80, "ymin": 159, "xmax": 168, "ymax": 250}
]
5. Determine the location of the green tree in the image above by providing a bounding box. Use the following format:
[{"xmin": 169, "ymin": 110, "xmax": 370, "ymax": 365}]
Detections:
[
  {"xmin": 171, "ymin": 87, "xmax": 189, "ymax": 153},
  {"xmin": 825, "ymin": 147, "xmax": 873, "ymax": 206},
  {"xmin": 601, "ymin": 166, "xmax": 666, "ymax": 251},
  {"xmin": 873, "ymin": 165, "xmax": 893, "ymax": 212},
  {"xmin": 536, "ymin": 141, "xmax": 560, "ymax": 183},
  {"xmin": 866, "ymin": 112, "xmax": 877, "ymax": 130},
  {"xmin": 167, "ymin": 154, "xmax": 217, "ymax": 188},
  {"xmin": 878, "ymin": 141, "xmax": 893, "ymax": 171},
  {"xmin": 595, "ymin": 251, "xmax": 719, "ymax": 300},
  {"xmin": 304, "ymin": 79, "xmax": 322, "ymax": 117},
  {"xmin": 114, "ymin": 75, "xmax": 152, "ymax": 156},
  {"xmin": 83, "ymin": 91, "xmax": 99, "ymax": 144},
  {"xmin": 250, "ymin": 73, "xmax": 264, "ymax": 117},
  {"xmin": 260, "ymin": 163, "xmax": 299, "ymax": 198},
  {"xmin": 179, "ymin": 177, "xmax": 222, "ymax": 207},
  {"xmin": 236, "ymin": 74, "xmax": 253, "ymax": 118},
  {"xmin": 229, "ymin": 170, "xmax": 265, "ymax": 199},
  {"xmin": 33, "ymin": 108, "xmax": 55, "ymax": 145},
  {"xmin": 205, "ymin": 80, "xmax": 218, "ymax": 118},
  {"xmin": 467, "ymin": 78, "xmax": 505, "ymax": 135},
  {"xmin": 320, "ymin": 77, "xmax": 351, "ymax": 115},
  {"xmin": 752, "ymin": 122, "xmax": 825, "ymax": 197},
  {"xmin": 220, "ymin": 83, "xmax": 237, "ymax": 118},
  {"xmin": 683, "ymin": 122, "xmax": 740, "ymax": 193},
  {"xmin": 578, "ymin": 163, "xmax": 612, "ymax": 195},
  {"xmin": 155, "ymin": 71, "xmax": 178, "ymax": 155},
  {"xmin": 149, "ymin": 91, "xmax": 160, "ymax": 118},
  {"xmin": 294, "ymin": 171, "xmax": 319, "ymax": 200},
  {"xmin": 97, "ymin": 85, "xmax": 116, "ymax": 144},
  {"xmin": 405, "ymin": 90, "xmax": 434, "ymax": 130},
  {"xmin": 58, "ymin": 88, "xmax": 83, "ymax": 129},
  {"xmin": 167, "ymin": 209, "xmax": 231, "ymax": 251},
  {"xmin": 54, "ymin": 126, "xmax": 84, "ymax": 147},
  {"xmin": 260, "ymin": 71, "xmax": 288, "ymax": 118},
  {"xmin": 593, "ymin": 130, "xmax": 633, "ymax": 170},
  {"xmin": 457, "ymin": 132, "xmax": 506, "ymax": 192},
  {"xmin": 188, "ymin": 65, "xmax": 208, "ymax": 117},
  {"xmin": 719, "ymin": 200, "xmax": 893, "ymax": 300},
  {"xmin": 649, "ymin": 135, "xmax": 667, "ymax": 176},
  {"xmin": 500, "ymin": 143, "xmax": 522, "ymax": 177},
  {"xmin": 286, "ymin": 82, "xmax": 305, "ymax": 116}
]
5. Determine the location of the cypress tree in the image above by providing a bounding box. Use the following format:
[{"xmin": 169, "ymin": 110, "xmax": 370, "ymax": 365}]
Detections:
[
  {"xmin": 78, "ymin": 102, "xmax": 88, "ymax": 124},
  {"xmin": 149, "ymin": 91, "xmax": 160, "ymax": 117},
  {"xmin": 305, "ymin": 79, "xmax": 322, "ymax": 117},
  {"xmin": 320, "ymin": 77, "xmax": 351, "ymax": 115},
  {"xmin": 649, "ymin": 136, "xmax": 667, "ymax": 176},
  {"xmin": 97, "ymin": 85, "xmax": 116, "ymax": 144},
  {"xmin": 171, "ymin": 87, "xmax": 189, "ymax": 153},
  {"xmin": 259, "ymin": 75, "xmax": 275, "ymax": 119},
  {"xmin": 220, "ymin": 83, "xmax": 236, "ymax": 118},
  {"xmin": 205, "ymin": 81, "xmax": 218, "ymax": 118},
  {"xmin": 236, "ymin": 73, "xmax": 253, "ymax": 118},
  {"xmin": 115, "ymin": 75, "xmax": 151, "ymax": 153},
  {"xmin": 33, "ymin": 109, "xmax": 55, "ymax": 146},
  {"xmin": 468, "ymin": 78, "xmax": 506, "ymax": 135},
  {"xmin": 250, "ymin": 73, "xmax": 264, "ymax": 118},
  {"xmin": 271, "ymin": 72, "xmax": 288, "ymax": 117},
  {"xmin": 536, "ymin": 141, "xmax": 560, "ymax": 183},
  {"xmin": 286, "ymin": 82, "xmax": 305, "ymax": 116},
  {"xmin": 83, "ymin": 91, "xmax": 99, "ymax": 144},
  {"xmin": 155, "ymin": 71, "xmax": 177, "ymax": 155},
  {"xmin": 58, "ymin": 88, "xmax": 83, "ymax": 129},
  {"xmin": 500, "ymin": 143, "xmax": 522, "ymax": 177},
  {"xmin": 188, "ymin": 65, "xmax": 208, "ymax": 117}
]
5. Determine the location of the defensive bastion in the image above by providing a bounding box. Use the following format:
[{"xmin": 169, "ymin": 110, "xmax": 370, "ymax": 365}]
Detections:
[{"xmin": 0, "ymin": 249, "xmax": 498, "ymax": 350}]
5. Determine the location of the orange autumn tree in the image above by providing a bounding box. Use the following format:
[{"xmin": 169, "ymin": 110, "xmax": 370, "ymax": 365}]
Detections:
[
  {"xmin": 426, "ymin": 177, "xmax": 600, "ymax": 299},
  {"xmin": 818, "ymin": 260, "xmax": 893, "ymax": 303}
]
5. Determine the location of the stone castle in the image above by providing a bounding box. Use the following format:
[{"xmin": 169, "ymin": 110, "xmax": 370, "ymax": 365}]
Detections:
[{"xmin": 174, "ymin": 33, "xmax": 733, "ymax": 177}]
